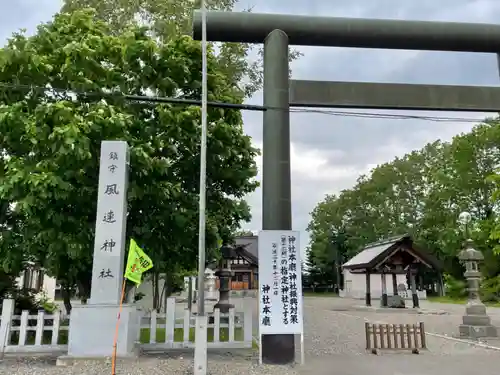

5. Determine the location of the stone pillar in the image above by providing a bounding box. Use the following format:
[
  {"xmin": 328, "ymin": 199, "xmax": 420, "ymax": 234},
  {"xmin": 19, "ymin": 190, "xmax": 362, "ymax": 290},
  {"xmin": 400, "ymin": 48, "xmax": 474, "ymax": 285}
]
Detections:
[
  {"xmin": 64, "ymin": 141, "xmax": 139, "ymax": 360},
  {"xmin": 410, "ymin": 267, "xmax": 419, "ymax": 308},
  {"xmin": 392, "ymin": 273, "xmax": 398, "ymax": 296},
  {"xmin": 261, "ymin": 29, "xmax": 294, "ymax": 365},
  {"xmin": 365, "ymin": 272, "xmax": 371, "ymax": 307},
  {"xmin": 438, "ymin": 273, "xmax": 445, "ymax": 296},
  {"xmin": 381, "ymin": 273, "xmax": 388, "ymax": 307},
  {"xmin": 458, "ymin": 239, "xmax": 497, "ymax": 339}
]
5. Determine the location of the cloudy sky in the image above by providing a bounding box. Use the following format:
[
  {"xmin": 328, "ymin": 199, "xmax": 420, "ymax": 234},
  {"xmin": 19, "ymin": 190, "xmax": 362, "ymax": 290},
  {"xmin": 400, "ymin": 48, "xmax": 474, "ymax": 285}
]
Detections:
[{"xmin": 2, "ymin": 0, "xmax": 500, "ymax": 259}]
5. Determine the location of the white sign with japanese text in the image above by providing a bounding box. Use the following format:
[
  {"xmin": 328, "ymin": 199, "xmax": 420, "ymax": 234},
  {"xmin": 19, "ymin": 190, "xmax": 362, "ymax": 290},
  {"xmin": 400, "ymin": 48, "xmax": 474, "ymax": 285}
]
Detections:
[
  {"xmin": 258, "ymin": 230, "xmax": 303, "ymax": 335},
  {"xmin": 90, "ymin": 141, "xmax": 129, "ymax": 305}
]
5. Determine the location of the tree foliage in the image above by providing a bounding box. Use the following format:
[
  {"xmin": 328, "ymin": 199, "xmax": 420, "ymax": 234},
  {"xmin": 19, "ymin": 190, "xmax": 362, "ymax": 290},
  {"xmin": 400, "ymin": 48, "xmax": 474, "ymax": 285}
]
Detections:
[
  {"xmin": 0, "ymin": 10, "xmax": 258, "ymax": 310},
  {"xmin": 307, "ymin": 119, "xmax": 500, "ymax": 300},
  {"xmin": 61, "ymin": 0, "xmax": 302, "ymax": 98}
]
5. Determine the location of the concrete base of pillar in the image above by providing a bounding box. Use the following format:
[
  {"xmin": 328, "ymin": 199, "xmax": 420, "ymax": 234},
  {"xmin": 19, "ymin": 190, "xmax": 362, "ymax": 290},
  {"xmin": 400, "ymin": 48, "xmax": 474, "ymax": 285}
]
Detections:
[
  {"xmin": 381, "ymin": 293, "xmax": 388, "ymax": 307},
  {"xmin": 462, "ymin": 314, "xmax": 494, "ymax": 326},
  {"xmin": 387, "ymin": 295, "xmax": 405, "ymax": 308},
  {"xmin": 458, "ymin": 302, "xmax": 498, "ymax": 339},
  {"xmin": 459, "ymin": 324, "xmax": 498, "ymax": 339},
  {"xmin": 194, "ymin": 315, "xmax": 208, "ymax": 375},
  {"xmin": 65, "ymin": 304, "xmax": 140, "ymax": 359}
]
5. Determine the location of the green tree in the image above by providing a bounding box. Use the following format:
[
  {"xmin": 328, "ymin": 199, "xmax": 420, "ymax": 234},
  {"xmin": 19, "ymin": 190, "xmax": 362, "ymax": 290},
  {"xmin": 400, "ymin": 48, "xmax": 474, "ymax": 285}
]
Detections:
[
  {"xmin": 308, "ymin": 119, "xmax": 500, "ymax": 290},
  {"xmin": 0, "ymin": 10, "xmax": 258, "ymax": 312},
  {"xmin": 306, "ymin": 193, "xmax": 356, "ymax": 289},
  {"xmin": 303, "ymin": 248, "xmax": 322, "ymax": 288},
  {"xmin": 60, "ymin": 0, "xmax": 301, "ymax": 98}
]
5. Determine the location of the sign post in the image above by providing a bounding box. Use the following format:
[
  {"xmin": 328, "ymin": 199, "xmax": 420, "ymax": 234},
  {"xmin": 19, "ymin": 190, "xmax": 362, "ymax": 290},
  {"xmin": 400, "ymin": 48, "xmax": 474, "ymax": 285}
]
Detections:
[
  {"xmin": 63, "ymin": 141, "xmax": 140, "ymax": 361},
  {"xmin": 258, "ymin": 230, "xmax": 304, "ymax": 365},
  {"xmin": 90, "ymin": 141, "xmax": 129, "ymax": 305}
]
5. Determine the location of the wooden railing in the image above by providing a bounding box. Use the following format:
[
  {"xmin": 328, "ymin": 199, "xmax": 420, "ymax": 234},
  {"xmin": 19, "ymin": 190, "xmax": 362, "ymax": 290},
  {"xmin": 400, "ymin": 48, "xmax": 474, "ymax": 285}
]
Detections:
[
  {"xmin": 365, "ymin": 322, "xmax": 426, "ymax": 354},
  {"xmin": 140, "ymin": 297, "xmax": 253, "ymax": 350},
  {"xmin": 0, "ymin": 299, "xmax": 69, "ymax": 355},
  {"xmin": 0, "ymin": 297, "xmax": 254, "ymax": 355}
]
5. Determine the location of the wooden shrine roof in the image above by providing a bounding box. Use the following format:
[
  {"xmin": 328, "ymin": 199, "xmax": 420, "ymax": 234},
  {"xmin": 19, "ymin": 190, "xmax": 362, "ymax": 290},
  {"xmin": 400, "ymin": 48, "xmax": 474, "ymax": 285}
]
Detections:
[{"xmin": 342, "ymin": 234, "xmax": 441, "ymax": 272}]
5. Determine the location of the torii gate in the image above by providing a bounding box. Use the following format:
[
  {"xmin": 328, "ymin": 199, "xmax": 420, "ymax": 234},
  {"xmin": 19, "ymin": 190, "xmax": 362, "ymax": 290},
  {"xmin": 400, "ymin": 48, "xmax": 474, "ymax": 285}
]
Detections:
[{"xmin": 193, "ymin": 10, "xmax": 500, "ymax": 365}]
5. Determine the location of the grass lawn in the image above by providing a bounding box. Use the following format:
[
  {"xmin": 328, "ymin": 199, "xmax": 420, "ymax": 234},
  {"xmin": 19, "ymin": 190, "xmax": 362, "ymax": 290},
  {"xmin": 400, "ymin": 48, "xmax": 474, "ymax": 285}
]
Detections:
[
  {"xmin": 12, "ymin": 327, "xmax": 256, "ymax": 348},
  {"xmin": 141, "ymin": 327, "xmax": 258, "ymax": 349},
  {"xmin": 139, "ymin": 327, "xmax": 244, "ymax": 343},
  {"xmin": 303, "ymin": 291, "xmax": 338, "ymax": 297},
  {"xmin": 428, "ymin": 296, "xmax": 500, "ymax": 307}
]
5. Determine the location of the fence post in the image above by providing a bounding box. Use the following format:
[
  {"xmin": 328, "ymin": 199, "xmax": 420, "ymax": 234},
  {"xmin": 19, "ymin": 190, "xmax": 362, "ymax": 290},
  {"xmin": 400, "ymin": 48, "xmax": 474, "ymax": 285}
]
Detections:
[
  {"xmin": 0, "ymin": 299, "xmax": 15, "ymax": 354},
  {"xmin": 165, "ymin": 297, "xmax": 176, "ymax": 346},
  {"xmin": 183, "ymin": 308, "xmax": 190, "ymax": 343},
  {"xmin": 243, "ymin": 299, "xmax": 253, "ymax": 345},
  {"xmin": 150, "ymin": 310, "xmax": 157, "ymax": 344},
  {"xmin": 419, "ymin": 322, "xmax": 426, "ymax": 349},
  {"xmin": 228, "ymin": 308, "xmax": 235, "ymax": 342},
  {"xmin": 213, "ymin": 308, "xmax": 220, "ymax": 343},
  {"xmin": 365, "ymin": 322, "xmax": 371, "ymax": 350}
]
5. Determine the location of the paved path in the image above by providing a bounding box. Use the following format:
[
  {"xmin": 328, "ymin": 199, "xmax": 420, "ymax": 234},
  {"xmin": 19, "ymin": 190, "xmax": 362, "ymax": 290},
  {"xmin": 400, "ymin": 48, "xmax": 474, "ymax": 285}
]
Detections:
[{"xmin": 298, "ymin": 297, "xmax": 500, "ymax": 375}]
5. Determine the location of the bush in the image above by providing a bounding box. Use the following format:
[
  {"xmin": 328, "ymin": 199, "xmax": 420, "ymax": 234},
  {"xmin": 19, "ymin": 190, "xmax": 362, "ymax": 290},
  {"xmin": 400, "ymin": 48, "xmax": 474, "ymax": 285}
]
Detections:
[
  {"xmin": 0, "ymin": 272, "xmax": 46, "ymax": 315},
  {"xmin": 0, "ymin": 271, "xmax": 17, "ymax": 300},
  {"xmin": 11, "ymin": 289, "xmax": 42, "ymax": 314},
  {"xmin": 480, "ymin": 276, "xmax": 500, "ymax": 303},
  {"xmin": 35, "ymin": 290, "xmax": 58, "ymax": 314},
  {"xmin": 5, "ymin": 290, "xmax": 60, "ymax": 346},
  {"xmin": 443, "ymin": 274, "xmax": 467, "ymax": 299}
]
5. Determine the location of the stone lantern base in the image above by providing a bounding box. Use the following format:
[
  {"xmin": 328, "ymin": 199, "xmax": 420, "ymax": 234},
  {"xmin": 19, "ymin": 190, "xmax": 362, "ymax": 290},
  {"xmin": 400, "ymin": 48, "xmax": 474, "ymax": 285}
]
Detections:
[{"xmin": 459, "ymin": 303, "xmax": 498, "ymax": 339}]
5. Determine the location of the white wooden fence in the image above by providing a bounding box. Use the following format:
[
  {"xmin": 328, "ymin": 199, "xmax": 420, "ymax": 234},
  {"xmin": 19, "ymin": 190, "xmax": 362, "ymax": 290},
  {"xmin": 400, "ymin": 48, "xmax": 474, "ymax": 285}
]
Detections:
[
  {"xmin": 0, "ymin": 297, "xmax": 253, "ymax": 356},
  {"xmin": 139, "ymin": 297, "xmax": 253, "ymax": 351}
]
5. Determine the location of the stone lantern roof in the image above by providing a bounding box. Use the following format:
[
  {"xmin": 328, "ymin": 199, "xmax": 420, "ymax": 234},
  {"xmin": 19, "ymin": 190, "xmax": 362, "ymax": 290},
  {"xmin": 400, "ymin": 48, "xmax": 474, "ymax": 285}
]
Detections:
[{"xmin": 458, "ymin": 239, "xmax": 484, "ymax": 262}]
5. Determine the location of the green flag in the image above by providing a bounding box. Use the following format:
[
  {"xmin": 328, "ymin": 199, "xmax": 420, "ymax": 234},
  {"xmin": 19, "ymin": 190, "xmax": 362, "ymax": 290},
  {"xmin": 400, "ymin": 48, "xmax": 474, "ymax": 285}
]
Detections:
[{"xmin": 124, "ymin": 239, "xmax": 153, "ymax": 285}]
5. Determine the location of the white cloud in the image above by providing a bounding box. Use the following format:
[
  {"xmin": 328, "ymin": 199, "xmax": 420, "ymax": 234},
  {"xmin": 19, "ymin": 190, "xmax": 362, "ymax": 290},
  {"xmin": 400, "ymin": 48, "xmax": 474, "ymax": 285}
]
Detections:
[{"xmin": 252, "ymin": 142, "xmax": 356, "ymax": 184}]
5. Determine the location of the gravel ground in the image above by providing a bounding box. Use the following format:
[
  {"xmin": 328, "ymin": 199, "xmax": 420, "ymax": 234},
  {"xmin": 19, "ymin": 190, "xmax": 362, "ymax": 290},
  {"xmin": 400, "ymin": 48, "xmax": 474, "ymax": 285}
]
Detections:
[
  {"xmin": 0, "ymin": 352, "xmax": 301, "ymax": 375},
  {"xmin": 3, "ymin": 296, "xmax": 500, "ymax": 375},
  {"xmin": 301, "ymin": 297, "xmax": 500, "ymax": 356},
  {"xmin": 299, "ymin": 297, "xmax": 500, "ymax": 375}
]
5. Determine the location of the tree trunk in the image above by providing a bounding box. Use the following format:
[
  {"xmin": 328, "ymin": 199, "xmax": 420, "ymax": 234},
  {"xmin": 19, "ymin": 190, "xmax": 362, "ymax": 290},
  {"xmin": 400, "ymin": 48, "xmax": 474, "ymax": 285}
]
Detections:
[
  {"xmin": 152, "ymin": 272, "xmax": 160, "ymax": 312},
  {"xmin": 164, "ymin": 273, "xmax": 174, "ymax": 299},
  {"xmin": 61, "ymin": 284, "xmax": 72, "ymax": 315},
  {"xmin": 77, "ymin": 280, "xmax": 89, "ymax": 304},
  {"xmin": 76, "ymin": 270, "xmax": 92, "ymax": 304},
  {"xmin": 159, "ymin": 272, "xmax": 174, "ymax": 311}
]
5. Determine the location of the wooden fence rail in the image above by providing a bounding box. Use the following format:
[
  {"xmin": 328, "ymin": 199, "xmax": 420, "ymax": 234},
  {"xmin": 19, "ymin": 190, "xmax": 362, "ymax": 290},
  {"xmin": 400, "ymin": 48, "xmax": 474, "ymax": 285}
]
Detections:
[
  {"xmin": 139, "ymin": 297, "xmax": 253, "ymax": 350},
  {"xmin": 365, "ymin": 322, "xmax": 426, "ymax": 354},
  {"xmin": 0, "ymin": 297, "xmax": 254, "ymax": 356}
]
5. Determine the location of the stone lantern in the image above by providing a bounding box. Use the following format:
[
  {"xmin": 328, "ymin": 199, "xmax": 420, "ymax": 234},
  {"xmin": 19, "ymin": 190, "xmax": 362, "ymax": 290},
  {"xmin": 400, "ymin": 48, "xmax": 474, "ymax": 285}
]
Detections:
[
  {"xmin": 214, "ymin": 245, "xmax": 236, "ymax": 314},
  {"xmin": 457, "ymin": 235, "xmax": 497, "ymax": 338},
  {"xmin": 458, "ymin": 239, "xmax": 483, "ymax": 303}
]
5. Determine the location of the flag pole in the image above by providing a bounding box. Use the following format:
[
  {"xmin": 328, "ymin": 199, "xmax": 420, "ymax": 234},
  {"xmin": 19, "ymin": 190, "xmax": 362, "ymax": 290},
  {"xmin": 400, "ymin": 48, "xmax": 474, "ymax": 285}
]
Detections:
[
  {"xmin": 194, "ymin": 0, "xmax": 208, "ymax": 373},
  {"xmin": 111, "ymin": 278, "xmax": 127, "ymax": 375},
  {"xmin": 197, "ymin": 0, "xmax": 208, "ymax": 316}
]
